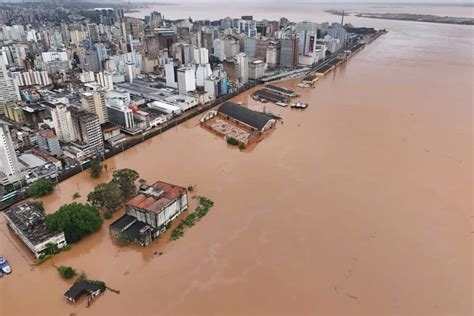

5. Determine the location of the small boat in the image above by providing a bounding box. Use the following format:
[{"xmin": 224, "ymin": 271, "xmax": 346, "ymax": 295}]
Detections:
[
  {"xmin": 0, "ymin": 256, "xmax": 11, "ymax": 274},
  {"xmin": 291, "ymin": 101, "xmax": 308, "ymax": 109},
  {"xmin": 275, "ymin": 102, "xmax": 288, "ymax": 107}
]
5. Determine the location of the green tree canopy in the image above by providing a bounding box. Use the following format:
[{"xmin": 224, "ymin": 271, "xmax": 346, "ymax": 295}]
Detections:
[
  {"xmin": 87, "ymin": 182, "xmax": 122, "ymax": 213},
  {"xmin": 27, "ymin": 178, "xmax": 56, "ymax": 198},
  {"xmin": 112, "ymin": 168, "xmax": 139, "ymax": 200},
  {"xmin": 88, "ymin": 158, "xmax": 103, "ymax": 178},
  {"xmin": 45, "ymin": 203, "xmax": 103, "ymax": 243}
]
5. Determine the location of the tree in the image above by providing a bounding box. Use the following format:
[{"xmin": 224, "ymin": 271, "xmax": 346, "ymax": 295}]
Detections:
[
  {"xmin": 88, "ymin": 158, "xmax": 103, "ymax": 178},
  {"xmin": 45, "ymin": 203, "xmax": 103, "ymax": 243},
  {"xmin": 87, "ymin": 182, "xmax": 122, "ymax": 213},
  {"xmin": 112, "ymin": 169, "xmax": 139, "ymax": 200},
  {"xmin": 57, "ymin": 266, "xmax": 76, "ymax": 279},
  {"xmin": 28, "ymin": 178, "xmax": 55, "ymax": 198}
]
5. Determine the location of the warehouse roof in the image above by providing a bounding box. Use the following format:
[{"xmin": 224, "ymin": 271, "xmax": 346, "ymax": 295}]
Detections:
[{"xmin": 218, "ymin": 102, "xmax": 273, "ymax": 131}]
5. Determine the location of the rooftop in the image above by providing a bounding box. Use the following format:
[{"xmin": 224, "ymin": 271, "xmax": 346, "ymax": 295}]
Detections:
[
  {"xmin": 64, "ymin": 280, "xmax": 105, "ymax": 301},
  {"xmin": 218, "ymin": 102, "xmax": 274, "ymax": 131},
  {"xmin": 3, "ymin": 202, "xmax": 63, "ymax": 247},
  {"xmin": 38, "ymin": 129, "xmax": 57, "ymax": 139},
  {"xmin": 126, "ymin": 181, "xmax": 186, "ymax": 214}
]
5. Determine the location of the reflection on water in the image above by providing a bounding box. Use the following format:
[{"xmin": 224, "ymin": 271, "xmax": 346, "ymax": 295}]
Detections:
[{"xmin": 0, "ymin": 3, "xmax": 472, "ymax": 316}]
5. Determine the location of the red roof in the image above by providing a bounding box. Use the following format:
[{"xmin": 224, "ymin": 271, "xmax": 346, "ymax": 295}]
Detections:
[{"xmin": 126, "ymin": 181, "xmax": 186, "ymax": 213}]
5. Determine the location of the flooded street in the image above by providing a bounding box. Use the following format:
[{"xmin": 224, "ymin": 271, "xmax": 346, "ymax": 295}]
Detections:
[{"xmin": 1, "ymin": 4, "xmax": 473, "ymax": 316}]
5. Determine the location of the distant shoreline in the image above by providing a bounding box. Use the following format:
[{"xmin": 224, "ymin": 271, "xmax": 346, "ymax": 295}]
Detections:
[{"xmin": 356, "ymin": 13, "xmax": 474, "ymax": 26}]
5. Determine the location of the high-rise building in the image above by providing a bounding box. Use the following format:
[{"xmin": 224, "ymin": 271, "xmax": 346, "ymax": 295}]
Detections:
[
  {"xmin": 249, "ymin": 60, "xmax": 266, "ymax": 80},
  {"xmin": 0, "ymin": 56, "xmax": 21, "ymax": 115},
  {"xmin": 81, "ymin": 91, "xmax": 108, "ymax": 124},
  {"xmin": 96, "ymin": 71, "xmax": 114, "ymax": 91},
  {"xmin": 106, "ymin": 104, "xmax": 135, "ymax": 130},
  {"xmin": 327, "ymin": 24, "xmax": 349, "ymax": 48},
  {"xmin": 235, "ymin": 53, "xmax": 249, "ymax": 84},
  {"xmin": 212, "ymin": 39, "xmax": 226, "ymax": 61},
  {"xmin": 177, "ymin": 67, "xmax": 196, "ymax": 94},
  {"xmin": 165, "ymin": 62, "xmax": 178, "ymax": 88},
  {"xmin": 296, "ymin": 22, "xmax": 319, "ymax": 55},
  {"xmin": 37, "ymin": 129, "xmax": 62, "ymax": 156},
  {"xmin": 12, "ymin": 70, "xmax": 52, "ymax": 87},
  {"xmin": 51, "ymin": 104, "xmax": 76, "ymax": 143},
  {"xmin": 0, "ymin": 124, "xmax": 24, "ymax": 185},
  {"xmin": 71, "ymin": 109, "xmax": 104, "ymax": 156},
  {"xmin": 266, "ymin": 42, "xmax": 281, "ymax": 68},
  {"xmin": 280, "ymin": 37, "xmax": 299, "ymax": 68}
]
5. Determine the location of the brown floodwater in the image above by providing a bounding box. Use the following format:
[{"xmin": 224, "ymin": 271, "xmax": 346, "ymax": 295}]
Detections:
[{"xmin": 1, "ymin": 4, "xmax": 473, "ymax": 316}]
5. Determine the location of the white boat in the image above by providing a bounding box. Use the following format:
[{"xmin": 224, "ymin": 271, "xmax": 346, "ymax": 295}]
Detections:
[
  {"xmin": 290, "ymin": 101, "xmax": 309, "ymax": 109},
  {"xmin": 275, "ymin": 102, "xmax": 288, "ymax": 107},
  {"xmin": 0, "ymin": 256, "xmax": 11, "ymax": 274}
]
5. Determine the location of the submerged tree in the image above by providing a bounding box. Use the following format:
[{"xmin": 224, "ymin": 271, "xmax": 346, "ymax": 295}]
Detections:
[
  {"xmin": 45, "ymin": 203, "xmax": 103, "ymax": 243},
  {"xmin": 27, "ymin": 178, "xmax": 56, "ymax": 198},
  {"xmin": 87, "ymin": 182, "xmax": 122, "ymax": 213},
  {"xmin": 111, "ymin": 168, "xmax": 139, "ymax": 200},
  {"xmin": 88, "ymin": 158, "xmax": 103, "ymax": 178}
]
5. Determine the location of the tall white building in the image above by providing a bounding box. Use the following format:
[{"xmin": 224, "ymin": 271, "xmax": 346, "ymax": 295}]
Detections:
[
  {"xmin": 193, "ymin": 47, "xmax": 209, "ymax": 65},
  {"xmin": 177, "ymin": 67, "xmax": 196, "ymax": 95},
  {"xmin": 51, "ymin": 104, "xmax": 76, "ymax": 143},
  {"xmin": 235, "ymin": 53, "xmax": 249, "ymax": 84},
  {"xmin": 96, "ymin": 71, "xmax": 114, "ymax": 91},
  {"xmin": 81, "ymin": 91, "xmax": 109, "ymax": 124},
  {"xmin": 0, "ymin": 124, "xmax": 24, "ymax": 185},
  {"xmin": 0, "ymin": 56, "xmax": 21, "ymax": 114},
  {"xmin": 165, "ymin": 62, "xmax": 178, "ymax": 88},
  {"xmin": 12, "ymin": 70, "xmax": 51, "ymax": 87}
]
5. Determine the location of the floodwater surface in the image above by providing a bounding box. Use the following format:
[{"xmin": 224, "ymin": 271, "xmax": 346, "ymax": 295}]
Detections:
[{"xmin": 0, "ymin": 4, "xmax": 472, "ymax": 316}]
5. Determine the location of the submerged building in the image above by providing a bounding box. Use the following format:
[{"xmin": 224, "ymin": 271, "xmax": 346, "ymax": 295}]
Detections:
[
  {"xmin": 110, "ymin": 181, "xmax": 188, "ymax": 246},
  {"xmin": 3, "ymin": 202, "xmax": 67, "ymax": 258}
]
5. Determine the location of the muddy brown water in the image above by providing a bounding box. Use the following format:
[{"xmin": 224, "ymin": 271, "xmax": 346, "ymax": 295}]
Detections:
[{"xmin": 1, "ymin": 9, "xmax": 473, "ymax": 316}]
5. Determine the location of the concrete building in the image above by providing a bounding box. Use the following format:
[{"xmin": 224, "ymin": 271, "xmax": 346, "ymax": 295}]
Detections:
[
  {"xmin": 106, "ymin": 104, "xmax": 135, "ymax": 130},
  {"xmin": 296, "ymin": 21, "xmax": 319, "ymax": 55},
  {"xmin": 96, "ymin": 71, "xmax": 114, "ymax": 91},
  {"xmin": 12, "ymin": 70, "xmax": 51, "ymax": 87},
  {"xmin": 110, "ymin": 181, "xmax": 188, "ymax": 246},
  {"xmin": 37, "ymin": 129, "xmax": 62, "ymax": 156},
  {"xmin": 4, "ymin": 102, "xmax": 25, "ymax": 124},
  {"xmin": 177, "ymin": 67, "xmax": 196, "ymax": 94},
  {"xmin": 165, "ymin": 61, "xmax": 179, "ymax": 89},
  {"xmin": 51, "ymin": 104, "xmax": 76, "ymax": 143},
  {"xmin": 235, "ymin": 53, "xmax": 249, "ymax": 84},
  {"xmin": 3, "ymin": 202, "xmax": 67, "ymax": 258},
  {"xmin": 81, "ymin": 91, "xmax": 109, "ymax": 124},
  {"xmin": 212, "ymin": 39, "xmax": 226, "ymax": 61},
  {"xmin": 238, "ymin": 19, "xmax": 257, "ymax": 37},
  {"xmin": 70, "ymin": 110, "xmax": 104, "ymax": 156},
  {"xmin": 0, "ymin": 124, "xmax": 24, "ymax": 185},
  {"xmin": 249, "ymin": 60, "xmax": 266, "ymax": 80},
  {"xmin": 0, "ymin": 56, "xmax": 21, "ymax": 114},
  {"xmin": 266, "ymin": 42, "xmax": 281, "ymax": 68},
  {"xmin": 280, "ymin": 37, "xmax": 299, "ymax": 68},
  {"xmin": 328, "ymin": 24, "xmax": 349, "ymax": 48}
]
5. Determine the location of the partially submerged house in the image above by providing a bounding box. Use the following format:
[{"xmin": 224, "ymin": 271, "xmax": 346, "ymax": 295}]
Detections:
[
  {"xmin": 64, "ymin": 280, "xmax": 105, "ymax": 305},
  {"xmin": 3, "ymin": 202, "xmax": 67, "ymax": 258},
  {"xmin": 110, "ymin": 181, "xmax": 188, "ymax": 246}
]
